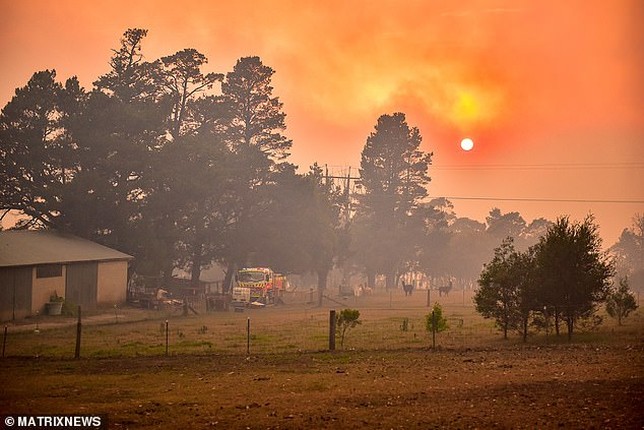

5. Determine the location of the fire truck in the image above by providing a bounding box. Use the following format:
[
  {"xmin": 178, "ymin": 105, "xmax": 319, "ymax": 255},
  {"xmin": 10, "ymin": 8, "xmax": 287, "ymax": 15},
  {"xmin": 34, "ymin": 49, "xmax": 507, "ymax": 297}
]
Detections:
[{"xmin": 231, "ymin": 267, "xmax": 286, "ymax": 306}]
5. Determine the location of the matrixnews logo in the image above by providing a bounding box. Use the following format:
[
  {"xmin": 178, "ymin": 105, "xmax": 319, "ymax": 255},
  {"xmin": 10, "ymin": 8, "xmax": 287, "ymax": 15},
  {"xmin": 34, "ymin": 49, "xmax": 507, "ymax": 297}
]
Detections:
[{"xmin": 2, "ymin": 415, "xmax": 106, "ymax": 429}]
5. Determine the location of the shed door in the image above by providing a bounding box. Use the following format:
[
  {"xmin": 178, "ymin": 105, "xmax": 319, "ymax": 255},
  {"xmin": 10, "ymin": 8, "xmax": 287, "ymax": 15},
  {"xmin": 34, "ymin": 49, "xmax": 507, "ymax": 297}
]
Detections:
[
  {"xmin": 66, "ymin": 262, "xmax": 98, "ymax": 309},
  {"xmin": 0, "ymin": 266, "xmax": 33, "ymax": 320}
]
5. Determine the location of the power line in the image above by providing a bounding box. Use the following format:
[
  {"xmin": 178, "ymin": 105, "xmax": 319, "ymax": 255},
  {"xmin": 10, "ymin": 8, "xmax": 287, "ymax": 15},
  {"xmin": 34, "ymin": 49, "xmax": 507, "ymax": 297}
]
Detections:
[
  {"xmin": 431, "ymin": 162, "xmax": 644, "ymax": 171},
  {"xmin": 441, "ymin": 196, "xmax": 644, "ymax": 204}
]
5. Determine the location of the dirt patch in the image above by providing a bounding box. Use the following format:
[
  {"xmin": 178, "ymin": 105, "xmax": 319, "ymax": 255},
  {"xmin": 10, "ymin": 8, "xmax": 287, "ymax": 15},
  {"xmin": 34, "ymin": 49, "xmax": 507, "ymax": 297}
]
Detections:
[{"xmin": 2, "ymin": 343, "xmax": 643, "ymax": 429}]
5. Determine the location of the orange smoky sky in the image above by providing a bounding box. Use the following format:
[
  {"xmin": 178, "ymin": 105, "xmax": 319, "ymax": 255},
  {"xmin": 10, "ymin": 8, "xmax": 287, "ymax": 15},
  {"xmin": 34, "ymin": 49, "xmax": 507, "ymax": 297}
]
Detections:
[{"xmin": 1, "ymin": 0, "xmax": 643, "ymax": 244}]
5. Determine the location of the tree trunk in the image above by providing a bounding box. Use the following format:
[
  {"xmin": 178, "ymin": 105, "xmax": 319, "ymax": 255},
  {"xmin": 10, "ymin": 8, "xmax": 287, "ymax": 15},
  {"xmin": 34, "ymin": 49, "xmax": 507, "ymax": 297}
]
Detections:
[
  {"xmin": 522, "ymin": 315, "xmax": 529, "ymax": 342},
  {"xmin": 554, "ymin": 308, "xmax": 561, "ymax": 336},
  {"xmin": 223, "ymin": 261, "xmax": 237, "ymax": 293},
  {"xmin": 317, "ymin": 269, "xmax": 328, "ymax": 307},
  {"xmin": 190, "ymin": 242, "xmax": 203, "ymax": 288},
  {"xmin": 567, "ymin": 316, "xmax": 574, "ymax": 341},
  {"xmin": 162, "ymin": 261, "xmax": 174, "ymax": 288}
]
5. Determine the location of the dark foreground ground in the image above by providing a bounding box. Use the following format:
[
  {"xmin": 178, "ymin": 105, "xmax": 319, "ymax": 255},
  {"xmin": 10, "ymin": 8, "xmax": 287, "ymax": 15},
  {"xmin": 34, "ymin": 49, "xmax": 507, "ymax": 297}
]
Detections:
[{"xmin": 1, "ymin": 342, "xmax": 643, "ymax": 429}]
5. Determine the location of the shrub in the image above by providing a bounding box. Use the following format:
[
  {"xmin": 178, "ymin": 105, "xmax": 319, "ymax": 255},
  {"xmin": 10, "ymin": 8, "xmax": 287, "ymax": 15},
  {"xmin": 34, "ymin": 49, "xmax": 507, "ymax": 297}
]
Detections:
[
  {"xmin": 336, "ymin": 308, "xmax": 361, "ymax": 348},
  {"xmin": 606, "ymin": 277, "xmax": 638, "ymax": 325},
  {"xmin": 425, "ymin": 303, "xmax": 448, "ymax": 333}
]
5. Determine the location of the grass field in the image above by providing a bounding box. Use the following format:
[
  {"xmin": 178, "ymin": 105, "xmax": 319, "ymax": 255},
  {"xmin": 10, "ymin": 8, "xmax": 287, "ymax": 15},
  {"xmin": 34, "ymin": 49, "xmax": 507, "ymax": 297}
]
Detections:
[
  {"xmin": 1, "ymin": 290, "xmax": 643, "ymax": 429},
  {"xmin": 2, "ymin": 289, "xmax": 642, "ymax": 358}
]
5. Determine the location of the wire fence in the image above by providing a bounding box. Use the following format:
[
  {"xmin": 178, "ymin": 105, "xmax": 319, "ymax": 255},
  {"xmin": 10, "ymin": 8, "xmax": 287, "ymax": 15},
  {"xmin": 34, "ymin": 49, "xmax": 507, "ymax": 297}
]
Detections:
[{"xmin": 2, "ymin": 289, "xmax": 634, "ymax": 359}]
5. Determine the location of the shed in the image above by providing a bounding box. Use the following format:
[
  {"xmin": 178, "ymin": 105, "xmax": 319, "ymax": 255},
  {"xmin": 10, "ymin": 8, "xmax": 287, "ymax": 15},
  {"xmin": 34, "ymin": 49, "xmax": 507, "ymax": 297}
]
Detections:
[{"xmin": 0, "ymin": 230, "xmax": 133, "ymax": 321}]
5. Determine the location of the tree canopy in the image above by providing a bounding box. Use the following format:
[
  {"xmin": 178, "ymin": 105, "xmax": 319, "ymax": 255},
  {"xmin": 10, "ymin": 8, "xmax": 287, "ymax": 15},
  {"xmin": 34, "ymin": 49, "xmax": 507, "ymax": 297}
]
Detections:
[
  {"xmin": 0, "ymin": 28, "xmax": 631, "ymax": 318},
  {"xmin": 476, "ymin": 216, "xmax": 615, "ymax": 340}
]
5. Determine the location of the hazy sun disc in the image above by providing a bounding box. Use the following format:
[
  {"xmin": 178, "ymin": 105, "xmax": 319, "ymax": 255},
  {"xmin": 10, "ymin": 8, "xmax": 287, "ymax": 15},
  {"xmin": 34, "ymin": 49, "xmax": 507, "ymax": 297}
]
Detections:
[{"xmin": 460, "ymin": 138, "xmax": 474, "ymax": 151}]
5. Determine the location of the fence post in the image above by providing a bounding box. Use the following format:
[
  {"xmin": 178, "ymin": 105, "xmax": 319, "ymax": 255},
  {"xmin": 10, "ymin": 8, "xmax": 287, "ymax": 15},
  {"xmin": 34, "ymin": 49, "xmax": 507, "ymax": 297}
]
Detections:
[
  {"xmin": 246, "ymin": 317, "xmax": 251, "ymax": 355},
  {"xmin": 2, "ymin": 325, "xmax": 7, "ymax": 358},
  {"xmin": 165, "ymin": 320, "xmax": 169, "ymax": 356},
  {"xmin": 329, "ymin": 310, "xmax": 336, "ymax": 351},
  {"xmin": 74, "ymin": 305, "xmax": 82, "ymax": 359}
]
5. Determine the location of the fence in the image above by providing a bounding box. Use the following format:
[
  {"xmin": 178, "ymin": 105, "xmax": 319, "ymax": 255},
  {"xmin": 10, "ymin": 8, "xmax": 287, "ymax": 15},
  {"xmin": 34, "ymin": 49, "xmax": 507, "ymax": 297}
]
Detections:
[{"xmin": 3, "ymin": 288, "xmax": 630, "ymax": 359}]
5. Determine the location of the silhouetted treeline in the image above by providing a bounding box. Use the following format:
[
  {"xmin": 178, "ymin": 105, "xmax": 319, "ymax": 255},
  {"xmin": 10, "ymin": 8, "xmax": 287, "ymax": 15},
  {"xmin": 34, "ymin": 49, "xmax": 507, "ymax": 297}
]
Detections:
[{"xmin": 1, "ymin": 29, "xmax": 641, "ymax": 297}]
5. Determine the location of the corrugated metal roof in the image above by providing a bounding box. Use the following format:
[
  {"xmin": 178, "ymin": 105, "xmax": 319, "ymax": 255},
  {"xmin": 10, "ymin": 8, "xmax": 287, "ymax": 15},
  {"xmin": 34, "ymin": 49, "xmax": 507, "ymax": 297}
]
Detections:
[{"xmin": 0, "ymin": 230, "xmax": 134, "ymax": 267}]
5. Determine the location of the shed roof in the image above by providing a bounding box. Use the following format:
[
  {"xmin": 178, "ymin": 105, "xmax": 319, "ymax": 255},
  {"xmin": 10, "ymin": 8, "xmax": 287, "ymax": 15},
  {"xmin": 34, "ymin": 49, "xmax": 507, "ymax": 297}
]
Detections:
[{"xmin": 0, "ymin": 230, "xmax": 133, "ymax": 268}]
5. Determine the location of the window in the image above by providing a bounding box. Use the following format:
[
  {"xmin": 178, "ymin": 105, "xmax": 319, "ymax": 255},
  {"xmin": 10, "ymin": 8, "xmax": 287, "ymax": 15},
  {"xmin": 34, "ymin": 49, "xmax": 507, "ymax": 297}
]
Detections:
[{"xmin": 36, "ymin": 264, "xmax": 63, "ymax": 278}]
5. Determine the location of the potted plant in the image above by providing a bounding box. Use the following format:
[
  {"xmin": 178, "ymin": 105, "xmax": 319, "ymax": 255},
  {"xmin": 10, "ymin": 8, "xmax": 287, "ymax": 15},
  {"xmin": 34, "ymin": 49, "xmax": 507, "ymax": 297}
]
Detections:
[{"xmin": 46, "ymin": 292, "xmax": 64, "ymax": 315}]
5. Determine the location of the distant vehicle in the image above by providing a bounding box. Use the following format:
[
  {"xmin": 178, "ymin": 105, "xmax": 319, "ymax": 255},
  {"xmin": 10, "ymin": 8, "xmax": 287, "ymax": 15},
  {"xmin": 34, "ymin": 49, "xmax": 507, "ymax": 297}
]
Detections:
[{"xmin": 232, "ymin": 267, "xmax": 286, "ymax": 306}]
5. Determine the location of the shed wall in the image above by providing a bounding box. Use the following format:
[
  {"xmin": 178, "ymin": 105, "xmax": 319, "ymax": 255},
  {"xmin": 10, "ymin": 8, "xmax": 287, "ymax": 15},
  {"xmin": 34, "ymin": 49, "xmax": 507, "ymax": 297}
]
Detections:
[
  {"xmin": 32, "ymin": 265, "xmax": 66, "ymax": 314},
  {"xmin": 0, "ymin": 267, "xmax": 32, "ymax": 321},
  {"xmin": 65, "ymin": 262, "xmax": 98, "ymax": 310},
  {"xmin": 97, "ymin": 260, "xmax": 128, "ymax": 304}
]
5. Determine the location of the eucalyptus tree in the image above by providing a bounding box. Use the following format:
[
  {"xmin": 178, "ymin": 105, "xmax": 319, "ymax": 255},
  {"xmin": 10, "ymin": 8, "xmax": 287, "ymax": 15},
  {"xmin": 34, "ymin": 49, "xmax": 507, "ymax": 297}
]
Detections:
[
  {"xmin": 354, "ymin": 112, "xmax": 432, "ymax": 289},
  {"xmin": 218, "ymin": 56, "xmax": 294, "ymax": 290}
]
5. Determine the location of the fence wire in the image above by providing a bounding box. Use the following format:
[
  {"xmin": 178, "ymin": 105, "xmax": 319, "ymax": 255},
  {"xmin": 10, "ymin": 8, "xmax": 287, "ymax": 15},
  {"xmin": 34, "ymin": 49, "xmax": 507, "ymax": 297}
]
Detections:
[{"xmin": 4, "ymin": 288, "xmax": 614, "ymax": 359}]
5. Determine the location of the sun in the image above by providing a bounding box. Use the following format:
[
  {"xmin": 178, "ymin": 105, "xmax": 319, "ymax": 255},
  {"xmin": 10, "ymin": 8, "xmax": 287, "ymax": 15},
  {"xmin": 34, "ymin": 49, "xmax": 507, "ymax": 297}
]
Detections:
[{"xmin": 460, "ymin": 137, "xmax": 474, "ymax": 151}]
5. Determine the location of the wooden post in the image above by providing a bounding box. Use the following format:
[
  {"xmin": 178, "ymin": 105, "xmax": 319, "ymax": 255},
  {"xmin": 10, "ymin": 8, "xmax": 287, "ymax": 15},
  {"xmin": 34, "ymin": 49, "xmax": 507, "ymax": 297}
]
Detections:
[
  {"xmin": 165, "ymin": 320, "xmax": 169, "ymax": 356},
  {"xmin": 246, "ymin": 317, "xmax": 251, "ymax": 356},
  {"xmin": 74, "ymin": 306, "xmax": 82, "ymax": 359},
  {"xmin": 329, "ymin": 310, "xmax": 336, "ymax": 351},
  {"xmin": 2, "ymin": 325, "xmax": 7, "ymax": 358}
]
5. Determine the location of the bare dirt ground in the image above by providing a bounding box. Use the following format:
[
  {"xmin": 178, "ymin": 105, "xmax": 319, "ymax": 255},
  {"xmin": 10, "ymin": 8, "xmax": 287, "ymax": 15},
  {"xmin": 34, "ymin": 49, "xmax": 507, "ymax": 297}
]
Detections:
[{"xmin": 2, "ymin": 342, "xmax": 643, "ymax": 429}]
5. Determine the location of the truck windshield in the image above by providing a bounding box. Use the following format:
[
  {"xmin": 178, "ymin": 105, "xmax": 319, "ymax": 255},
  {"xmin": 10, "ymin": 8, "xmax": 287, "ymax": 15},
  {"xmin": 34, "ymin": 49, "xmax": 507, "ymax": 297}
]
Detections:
[{"xmin": 238, "ymin": 271, "xmax": 266, "ymax": 283}]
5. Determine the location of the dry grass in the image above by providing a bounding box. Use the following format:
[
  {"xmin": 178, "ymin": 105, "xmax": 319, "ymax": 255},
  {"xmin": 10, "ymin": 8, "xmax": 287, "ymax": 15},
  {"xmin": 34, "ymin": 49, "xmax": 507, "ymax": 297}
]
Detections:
[{"xmin": 3, "ymin": 289, "xmax": 642, "ymax": 359}]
